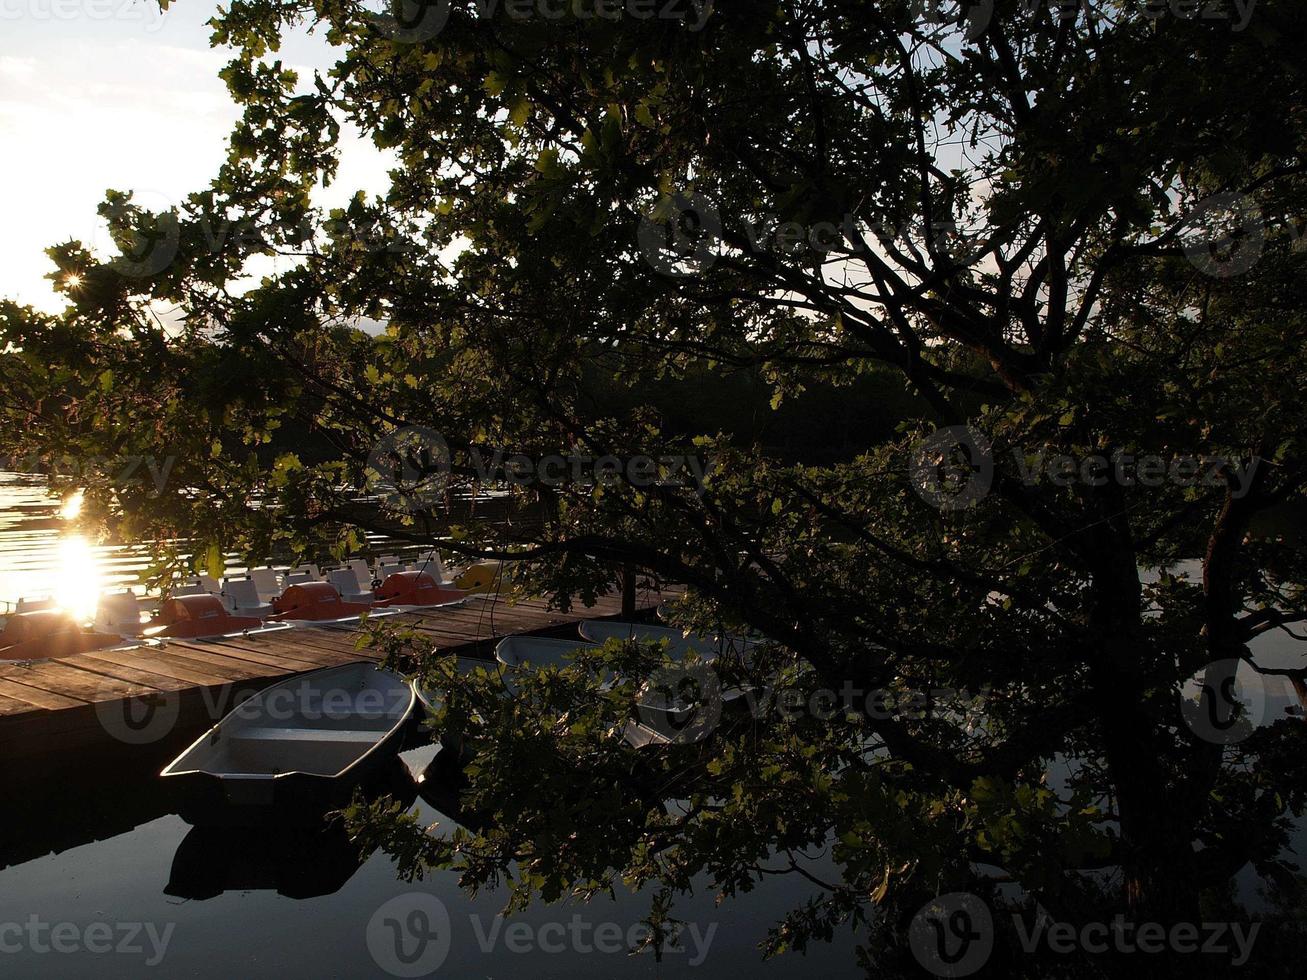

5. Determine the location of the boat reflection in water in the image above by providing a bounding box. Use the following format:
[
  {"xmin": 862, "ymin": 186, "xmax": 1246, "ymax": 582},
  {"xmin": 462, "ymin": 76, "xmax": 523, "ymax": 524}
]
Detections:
[
  {"xmin": 166, "ymin": 823, "xmax": 371, "ymax": 901},
  {"xmin": 165, "ymin": 759, "xmax": 418, "ymax": 900}
]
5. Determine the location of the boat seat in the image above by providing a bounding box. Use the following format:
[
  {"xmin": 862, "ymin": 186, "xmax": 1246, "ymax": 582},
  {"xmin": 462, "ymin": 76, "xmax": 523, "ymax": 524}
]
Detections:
[
  {"xmin": 248, "ymin": 568, "xmax": 282, "ymax": 601},
  {"xmin": 221, "ymin": 578, "xmax": 275, "ymax": 618},
  {"xmin": 327, "ymin": 569, "xmax": 374, "ymax": 604},
  {"xmin": 412, "ymin": 549, "xmax": 453, "ymax": 584},
  {"xmin": 94, "ymin": 590, "xmax": 145, "ymax": 636},
  {"xmin": 233, "ymin": 727, "xmax": 385, "ymax": 742},
  {"xmin": 347, "ymin": 559, "xmax": 375, "ymax": 591},
  {"xmin": 269, "ymin": 582, "xmax": 372, "ymax": 621},
  {"xmin": 177, "ymin": 576, "xmax": 222, "ymax": 596}
]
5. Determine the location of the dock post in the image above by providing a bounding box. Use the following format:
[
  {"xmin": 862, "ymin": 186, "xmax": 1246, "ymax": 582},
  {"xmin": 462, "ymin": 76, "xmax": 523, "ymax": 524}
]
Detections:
[{"xmin": 621, "ymin": 562, "xmax": 637, "ymax": 618}]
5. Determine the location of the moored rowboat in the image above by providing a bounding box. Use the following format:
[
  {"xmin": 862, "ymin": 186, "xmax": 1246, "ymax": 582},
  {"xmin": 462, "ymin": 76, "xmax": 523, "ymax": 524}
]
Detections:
[
  {"xmin": 578, "ymin": 620, "xmax": 727, "ymax": 660},
  {"xmin": 161, "ymin": 661, "xmax": 416, "ymax": 825},
  {"xmin": 494, "ymin": 635, "xmax": 598, "ymax": 669}
]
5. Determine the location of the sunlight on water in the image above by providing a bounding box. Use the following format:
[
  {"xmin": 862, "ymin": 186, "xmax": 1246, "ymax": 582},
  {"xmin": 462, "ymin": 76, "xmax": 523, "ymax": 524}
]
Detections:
[
  {"xmin": 0, "ymin": 470, "xmax": 464, "ymax": 615},
  {"xmin": 59, "ymin": 489, "xmax": 84, "ymax": 521},
  {"xmin": 54, "ymin": 535, "xmax": 103, "ymax": 622},
  {"xmin": 0, "ymin": 474, "xmax": 128, "ymax": 617}
]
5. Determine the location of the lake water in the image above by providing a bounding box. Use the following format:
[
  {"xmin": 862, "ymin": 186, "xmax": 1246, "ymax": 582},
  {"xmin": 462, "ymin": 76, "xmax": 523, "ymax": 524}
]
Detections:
[
  {"xmin": 0, "ymin": 471, "xmax": 458, "ymax": 616},
  {"xmin": 0, "ymin": 755, "xmax": 862, "ymax": 978},
  {"xmin": 0, "ymin": 472, "xmax": 149, "ymax": 616}
]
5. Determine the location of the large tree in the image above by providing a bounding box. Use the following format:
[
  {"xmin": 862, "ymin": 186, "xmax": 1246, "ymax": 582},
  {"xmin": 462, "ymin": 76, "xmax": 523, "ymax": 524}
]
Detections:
[{"xmin": 4, "ymin": 1, "xmax": 1307, "ymax": 973}]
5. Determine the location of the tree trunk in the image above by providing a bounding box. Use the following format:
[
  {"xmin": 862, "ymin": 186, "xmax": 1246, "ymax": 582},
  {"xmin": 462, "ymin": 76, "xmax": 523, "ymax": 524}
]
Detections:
[{"xmin": 1088, "ymin": 549, "xmax": 1205, "ymax": 925}]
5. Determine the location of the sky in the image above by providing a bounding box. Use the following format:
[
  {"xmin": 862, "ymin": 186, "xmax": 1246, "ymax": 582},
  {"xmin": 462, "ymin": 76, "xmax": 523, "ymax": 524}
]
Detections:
[{"xmin": 0, "ymin": 1, "xmax": 391, "ymax": 313}]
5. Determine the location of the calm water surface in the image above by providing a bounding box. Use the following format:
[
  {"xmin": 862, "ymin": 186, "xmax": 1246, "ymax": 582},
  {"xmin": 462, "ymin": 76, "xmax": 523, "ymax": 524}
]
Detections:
[
  {"xmin": 0, "ymin": 764, "xmax": 861, "ymax": 978},
  {"xmin": 0, "ymin": 471, "xmax": 453, "ymax": 615},
  {"xmin": 0, "ymin": 472, "xmax": 152, "ymax": 615}
]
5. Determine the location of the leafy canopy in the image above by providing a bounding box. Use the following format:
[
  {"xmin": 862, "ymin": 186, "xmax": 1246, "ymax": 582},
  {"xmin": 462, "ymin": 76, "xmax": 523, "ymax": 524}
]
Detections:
[{"xmin": 3, "ymin": 1, "xmax": 1307, "ymax": 974}]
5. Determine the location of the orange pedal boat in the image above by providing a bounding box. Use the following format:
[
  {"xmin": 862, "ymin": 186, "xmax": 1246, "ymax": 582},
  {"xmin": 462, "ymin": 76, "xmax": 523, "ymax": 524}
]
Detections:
[
  {"xmin": 147, "ymin": 594, "xmax": 265, "ymax": 639},
  {"xmin": 373, "ymin": 570, "xmax": 466, "ymax": 608},
  {"xmin": 0, "ymin": 609, "xmax": 123, "ymax": 662},
  {"xmin": 270, "ymin": 582, "xmax": 374, "ymax": 622}
]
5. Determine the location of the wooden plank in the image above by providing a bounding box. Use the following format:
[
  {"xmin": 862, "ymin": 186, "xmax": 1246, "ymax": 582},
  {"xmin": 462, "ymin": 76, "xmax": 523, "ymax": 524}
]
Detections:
[
  {"xmin": 221, "ymin": 630, "xmax": 359, "ymax": 660},
  {"xmin": 267, "ymin": 629, "xmax": 376, "ymax": 659},
  {"xmin": 74, "ymin": 649, "xmax": 234, "ymax": 688},
  {"xmin": 193, "ymin": 637, "xmax": 355, "ymax": 671},
  {"xmin": 495, "ymin": 596, "xmax": 626, "ymax": 616},
  {"xmin": 494, "ymin": 597, "xmax": 575, "ymax": 612},
  {"xmin": 144, "ymin": 648, "xmax": 276, "ymax": 681},
  {"xmin": 411, "ymin": 607, "xmax": 554, "ymax": 634},
  {"xmin": 50, "ymin": 657, "xmax": 194, "ymax": 694},
  {"xmin": 169, "ymin": 637, "xmax": 331, "ymax": 669},
  {"xmin": 0, "ymin": 661, "xmax": 155, "ymax": 702},
  {"xmin": 368, "ymin": 613, "xmax": 499, "ymax": 637},
  {"xmin": 0, "ymin": 702, "xmax": 100, "ymax": 740},
  {"xmin": 0, "ymin": 676, "xmax": 87, "ymax": 710},
  {"xmin": 0, "ymin": 691, "xmax": 36, "ymax": 716}
]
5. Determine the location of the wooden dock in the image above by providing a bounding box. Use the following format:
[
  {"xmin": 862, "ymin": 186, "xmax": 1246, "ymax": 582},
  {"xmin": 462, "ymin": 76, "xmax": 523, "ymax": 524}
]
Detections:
[{"xmin": 0, "ymin": 588, "xmax": 671, "ymax": 777}]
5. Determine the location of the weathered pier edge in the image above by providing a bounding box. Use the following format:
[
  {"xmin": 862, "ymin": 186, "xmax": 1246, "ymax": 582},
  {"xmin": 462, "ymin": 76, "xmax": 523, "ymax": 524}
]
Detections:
[{"xmin": 0, "ymin": 587, "xmax": 671, "ymax": 781}]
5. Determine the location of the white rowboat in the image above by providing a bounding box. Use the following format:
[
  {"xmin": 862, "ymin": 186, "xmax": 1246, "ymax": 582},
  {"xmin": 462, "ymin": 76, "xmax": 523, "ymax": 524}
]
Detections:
[{"xmin": 161, "ymin": 662, "xmax": 416, "ymax": 824}]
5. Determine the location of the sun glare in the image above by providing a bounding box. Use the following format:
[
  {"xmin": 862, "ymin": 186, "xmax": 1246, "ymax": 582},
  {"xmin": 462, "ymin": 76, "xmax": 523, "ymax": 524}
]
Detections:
[
  {"xmin": 64, "ymin": 273, "xmax": 83, "ymax": 289},
  {"xmin": 59, "ymin": 490, "xmax": 84, "ymax": 520},
  {"xmin": 56, "ymin": 535, "xmax": 103, "ymax": 623}
]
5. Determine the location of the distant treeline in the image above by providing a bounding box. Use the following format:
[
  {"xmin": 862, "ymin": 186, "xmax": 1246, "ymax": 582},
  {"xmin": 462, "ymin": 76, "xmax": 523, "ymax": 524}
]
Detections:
[{"xmin": 581, "ymin": 356, "xmax": 937, "ymax": 465}]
